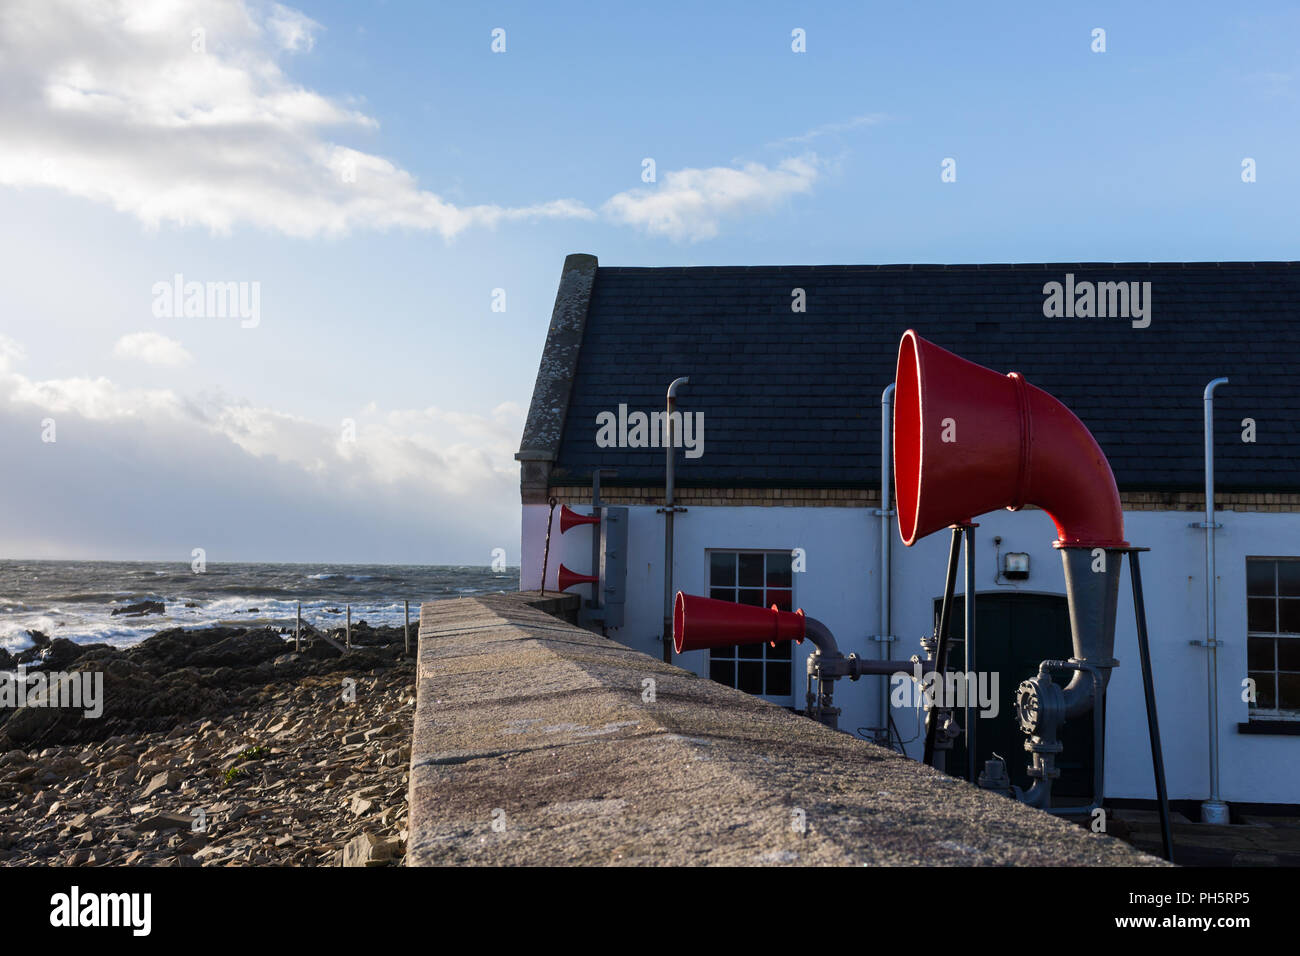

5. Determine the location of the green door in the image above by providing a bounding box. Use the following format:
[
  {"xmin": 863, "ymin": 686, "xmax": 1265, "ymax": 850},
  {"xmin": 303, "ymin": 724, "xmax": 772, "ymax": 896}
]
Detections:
[{"xmin": 938, "ymin": 593, "xmax": 1095, "ymax": 801}]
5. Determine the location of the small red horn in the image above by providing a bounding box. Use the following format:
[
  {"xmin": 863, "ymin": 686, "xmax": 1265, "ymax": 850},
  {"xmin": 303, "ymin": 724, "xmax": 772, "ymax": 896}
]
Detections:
[
  {"xmin": 559, "ymin": 505, "xmax": 600, "ymax": 534},
  {"xmin": 558, "ymin": 564, "xmax": 599, "ymax": 592},
  {"xmin": 673, "ymin": 592, "xmax": 806, "ymax": 654}
]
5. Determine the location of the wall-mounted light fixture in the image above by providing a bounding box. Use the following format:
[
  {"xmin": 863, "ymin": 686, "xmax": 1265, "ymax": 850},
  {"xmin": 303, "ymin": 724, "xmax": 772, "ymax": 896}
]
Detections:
[{"xmin": 1003, "ymin": 552, "xmax": 1030, "ymax": 580}]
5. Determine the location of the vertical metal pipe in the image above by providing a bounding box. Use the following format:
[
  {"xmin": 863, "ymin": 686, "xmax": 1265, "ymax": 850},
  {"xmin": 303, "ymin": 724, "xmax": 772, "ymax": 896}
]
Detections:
[
  {"xmin": 404, "ymin": 599, "xmax": 410, "ymax": 657},
  {"xmin": 663, "ymin": 377, "xmax": 689, "ymax": 663},
  {"xmin": 1202, "ymin": 377, "xmax": 1229, "ymax": 824},
  {"xmin": 346, "ymin": 604, "xmax": 351, "ymax": 650},
  {"xmin": 879, "ymin": 384, "xmax": 895, "ymax": 737},
  {"xmin": 964, "ymin": 524, "xmax": 977, "ymax": 784},
  {"xmin": 295, "ymin": 600, "xmax": 301, "ymax": 653},
  {"xmin": 1130, "ymin": 551, "xmax": 1175, "ymax": 861}
]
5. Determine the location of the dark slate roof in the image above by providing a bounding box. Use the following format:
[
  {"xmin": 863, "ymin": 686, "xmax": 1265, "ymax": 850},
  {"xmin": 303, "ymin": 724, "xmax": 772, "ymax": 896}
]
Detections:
[{"xmin": 548, "ymin": 262, "xmax": 1300, "ymax": 492}]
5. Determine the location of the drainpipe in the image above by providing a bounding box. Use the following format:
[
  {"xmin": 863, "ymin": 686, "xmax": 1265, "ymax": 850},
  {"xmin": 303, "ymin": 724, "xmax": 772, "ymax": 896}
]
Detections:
[
  {"xmin": 1199, "ymin": 377, "xmax": 1229, "ymax": 825},
  {"xmin": 877, "ymin": 384, "xmax": 896, "ymax": 742},
  {"xmin": 662, "ymin": 377, "xmax": 690, "ymax": 663}
]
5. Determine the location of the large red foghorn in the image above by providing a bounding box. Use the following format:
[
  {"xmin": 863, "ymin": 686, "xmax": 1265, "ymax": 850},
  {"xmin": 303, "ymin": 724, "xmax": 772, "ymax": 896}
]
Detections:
[{"xmin": 892, "ymin": 330, "xmax": 1127, "ymax": 549}]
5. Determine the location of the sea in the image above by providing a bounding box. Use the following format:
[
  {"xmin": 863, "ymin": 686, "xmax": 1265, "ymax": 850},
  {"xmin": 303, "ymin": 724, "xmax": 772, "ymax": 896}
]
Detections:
[{"xmin": 0, "ymin": 560, "xmax": 518, "ymax": 653}]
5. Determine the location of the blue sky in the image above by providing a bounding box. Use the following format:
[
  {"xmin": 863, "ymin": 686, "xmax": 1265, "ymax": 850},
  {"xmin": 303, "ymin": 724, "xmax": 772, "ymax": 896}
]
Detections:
[{"xmin": 0, "ymin": 1, "xmax": 1296, "ymax": 563}]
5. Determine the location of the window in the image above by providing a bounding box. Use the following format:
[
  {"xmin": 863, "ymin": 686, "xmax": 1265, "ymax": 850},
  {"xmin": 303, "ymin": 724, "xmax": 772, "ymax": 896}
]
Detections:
[
  {"xmin": 1246, "ymin": 558, "xmax": 1300, "ymax": 717},
  {"xmin": 706, "ymin": 550, "xmax": 794, "ymax": 702}
]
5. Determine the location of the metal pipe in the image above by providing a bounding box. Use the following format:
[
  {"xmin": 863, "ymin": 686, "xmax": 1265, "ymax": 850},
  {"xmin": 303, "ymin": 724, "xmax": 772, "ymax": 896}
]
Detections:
[
  {"xmin": 663, "ymin": 377, "xmax": 689, "ymax": 663},
  {"xmin": 879, "ymin": 383, "xmax": 895, "ymax": 738},
  {"xmin": 1202, "ymin": 377, "xmax": 1229, "ymax": 824},
  {"xmin": 802, "ymin": 615, "xmax": 840, "ymax": 657}
]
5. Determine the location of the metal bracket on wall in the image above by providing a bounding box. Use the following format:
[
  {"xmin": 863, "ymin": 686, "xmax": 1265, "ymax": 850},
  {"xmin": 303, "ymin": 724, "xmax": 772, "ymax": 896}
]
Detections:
[
  {"xmin": 1188, "ymin": 521, "xmax": 1223, "ymax": 529},
  {"xmin": 868, "ymin": 508, "xmax": 896, "ymax": 517},
  {"xmin": 655, "ymin": 506, "xmax": 688, "ymax": 514},
  {"xmin": 1189, "ymin": 639, "xmax": 1225, "ymax": 648}
]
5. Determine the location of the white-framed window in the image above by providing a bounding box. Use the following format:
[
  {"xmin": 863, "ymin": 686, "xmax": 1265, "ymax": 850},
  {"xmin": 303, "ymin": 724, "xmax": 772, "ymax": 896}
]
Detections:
[
  {"xmin": 705, "ymin": 550, "xmax": 795, "ymax": 703},
  {"xmin": 1246, "ymin": 558, "xmax": 1300, "ymax": 718}
]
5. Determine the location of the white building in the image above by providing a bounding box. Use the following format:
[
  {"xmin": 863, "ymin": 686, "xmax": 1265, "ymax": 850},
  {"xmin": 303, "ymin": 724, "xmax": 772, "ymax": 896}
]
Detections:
[{"xmin": 517, "ymin": 254, "xmax": 1300, "ymax": 813}]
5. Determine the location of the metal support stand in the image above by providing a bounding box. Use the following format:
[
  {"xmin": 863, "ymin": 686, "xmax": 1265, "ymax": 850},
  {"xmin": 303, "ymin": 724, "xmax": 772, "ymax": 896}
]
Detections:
[
  {"xmin": 923, "ymin": 527, "xmax": 964, "ymax": 767},
  {"xmin": 1128, "ymin": 549, "xmax": 1174, "ymax": 862},
  {"xmin": 539, "ymin": 496, "xmax": 557, "ymax": 597},
  {"xmin": 963, "ymin": 524, "xmax": 977, "ymax": 785}
]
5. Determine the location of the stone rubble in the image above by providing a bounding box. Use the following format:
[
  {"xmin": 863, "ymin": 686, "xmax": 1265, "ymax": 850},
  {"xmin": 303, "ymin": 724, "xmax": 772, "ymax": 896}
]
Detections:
[{"xmin": 0, "ymin": 623, "xmax": 415, "ymax": 867}]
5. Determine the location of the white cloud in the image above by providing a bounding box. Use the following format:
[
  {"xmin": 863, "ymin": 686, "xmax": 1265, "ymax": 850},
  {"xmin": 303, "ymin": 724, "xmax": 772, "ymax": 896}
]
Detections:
[
  {"xmin": 113, "ymin": 332, "xmax": 194, "ymax": 367},
  {"xmin": 266, "ymin": 3, "xmax": 320, "ymax": 53},
  {"xmin": 0, "ymin": 338, "xmax": 522, "ymax": 560},
  {"xmin": 0, "ymin": 0, "xmax": 823, "ymax": 243},
  {"xmin": 770, "ymin": 113, "xmax": 887, "ymax": 147},
  {"xmin": 602, "ymin": 156, "xmax": 820, "ymax": 241},
  {"xmin": 0, "ymin": 0, "xmax": 593, "ymax": 239}
]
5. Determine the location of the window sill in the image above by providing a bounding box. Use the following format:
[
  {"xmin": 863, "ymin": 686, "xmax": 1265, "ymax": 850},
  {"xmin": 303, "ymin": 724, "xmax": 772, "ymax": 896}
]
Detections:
[{"xmin": 1238, "ymin": 720, "xmax": 1300, "ymax": 736}]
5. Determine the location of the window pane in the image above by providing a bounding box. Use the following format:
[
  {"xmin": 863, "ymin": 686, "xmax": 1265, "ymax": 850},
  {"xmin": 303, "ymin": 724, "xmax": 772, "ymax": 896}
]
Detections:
[
  {"xmin": 738, "ymin": 641, "xmax": 762, "ymax": 659},
  {"xmin": 1250, "ymin": 672, "xmax": 1276, "ymax": 710},
  {"xmin": 766, "ymin": 553, "xmax": 793, "ymax": 589},
  {"xmin": 710, "ymin": 587, "xmax": 734, "ymax": 602},
  {"xmin": 1279, "ymin": 562, "xmax": 1300, "ymax": 597},
  {"xmin": 1279, "ymin": 674, "xmax": 1300, "ymax": 711},
  {"xmin": 1280, "ymin": 599, "xmax": 1300, "ymax": 634},
  {"xmin": 767, "ymin": 588, "xmax": 793, "ymax": 612},
  {"xmin": 1248, "ymin": 637, "xmax": 1275, "ymax": 671},
  {"xmin": 738, "ymin": 553, "xmax": 764, "ymax": 587},
  {"xmin": 738, "ymin": 660, "xmax": 764, "ymax": 694},
  {"xmin": 709, "ymin": 552, "xmax": 736, "ymax": 587},
  {"xmin": 768, "ymin": 639, "xmax": 794, "ymax": 661},
  {"xmin": 1248, "ymin": 598, "xmax": 1276, "ymax": 633},
  {"xmin": 767, "ymin": 662, "xmax": 792, "ymax": 697},
  {"xmin": 1247, "ymin": 560, "xmax": 1276, "ymax": 597},
  {"xmin": 1279, "ymin": 639, "xmax": 1300, "ymax": 672},
  {"xmin": 710, "ymin": 660, "xmax": 735, "ymax": 686},
  {"xmin": 737, "ymin": 588, "xmax": 765, "ymax": 607},
  {"xmin": 710, "ymin": 645, "xmax": 737, "ymax": 661}
]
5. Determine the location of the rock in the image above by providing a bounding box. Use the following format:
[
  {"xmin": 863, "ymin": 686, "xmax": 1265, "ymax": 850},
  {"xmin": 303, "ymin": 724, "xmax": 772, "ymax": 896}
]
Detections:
[
  {"xmin": 111, "ymin": 600, "xmax": 164, "ymax": 618},
  {"xmin": 350, "ymin": 795, "xmax": 374, "ymax": 816},
  {"xmin": 40, "ymin": 638, "xmax": 86, "ymax": 670},
  {"xmin": 27, "ymin": 630, "xmax": 51, "ymax": 647},
  {"xmin": 132, "ymin": 812, "xmax": 192, "ymax": 832},
  {"xmin": 342, "ymin": 731, "xmax": 365, "ymax": 746},
  {"xmin": 141, "ymin": 769, "xmax": 183, "ymax": 798},
  {"xmin": 341, "ymin": 831, "xmax": 395, "ymax": 867}
]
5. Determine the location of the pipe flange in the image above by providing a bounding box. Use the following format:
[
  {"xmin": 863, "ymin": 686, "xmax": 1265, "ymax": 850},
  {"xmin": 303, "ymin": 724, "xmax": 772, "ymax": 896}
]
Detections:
[
  {"xmin": 1024, "ymin": 737, "xmax": 1063, "ymax": 755},
  {"xmin": 1015, "ymin": 675, "xmax": 1065, "ymax": 737}
]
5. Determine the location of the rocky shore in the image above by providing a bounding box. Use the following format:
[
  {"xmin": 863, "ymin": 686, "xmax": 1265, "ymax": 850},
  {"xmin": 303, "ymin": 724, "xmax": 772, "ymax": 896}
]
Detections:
[{"xmin": 0, "ymin": 620, "xmax": 416, "ymax": 866}]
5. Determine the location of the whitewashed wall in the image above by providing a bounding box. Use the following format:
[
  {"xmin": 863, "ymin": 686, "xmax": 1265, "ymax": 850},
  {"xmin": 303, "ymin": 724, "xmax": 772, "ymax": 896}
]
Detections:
[{"xmin": 521, "ymin": 501, "xmax": 1300, "ymax": 806}]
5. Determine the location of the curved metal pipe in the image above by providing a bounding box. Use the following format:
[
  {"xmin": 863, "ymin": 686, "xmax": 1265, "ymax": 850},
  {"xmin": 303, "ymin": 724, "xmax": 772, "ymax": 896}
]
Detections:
[{"xmin": 802, "ymin": 615, "xmax": 839, "ymax": 657}]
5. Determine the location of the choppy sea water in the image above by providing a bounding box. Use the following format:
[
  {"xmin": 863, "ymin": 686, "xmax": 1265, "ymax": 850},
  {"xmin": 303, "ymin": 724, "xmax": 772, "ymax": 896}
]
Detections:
[{"xmin": 0, "ymin": 560, "xmax": 518, "ymax": 652}]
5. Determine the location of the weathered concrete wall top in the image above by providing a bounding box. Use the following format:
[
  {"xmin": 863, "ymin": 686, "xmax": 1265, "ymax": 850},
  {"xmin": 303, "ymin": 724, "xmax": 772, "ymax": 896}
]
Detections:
[{"xmin": 407, "ymin": 594, "xmax": 1163, "ymax": 866}]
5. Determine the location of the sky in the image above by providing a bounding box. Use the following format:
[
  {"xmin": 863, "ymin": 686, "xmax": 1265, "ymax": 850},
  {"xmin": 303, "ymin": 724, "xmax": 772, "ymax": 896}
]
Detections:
[{"xmin": 0, "ymin": 0, "xmax": 1297, "ymax": 564}]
